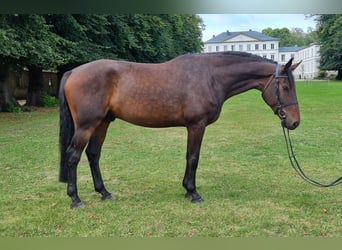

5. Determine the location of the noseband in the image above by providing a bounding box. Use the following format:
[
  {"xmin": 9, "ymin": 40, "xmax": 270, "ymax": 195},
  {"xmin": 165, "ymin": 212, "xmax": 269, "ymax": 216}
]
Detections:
[{"xmin": 262, "ymin": 64, "xmax": 298, "ymax": 118}]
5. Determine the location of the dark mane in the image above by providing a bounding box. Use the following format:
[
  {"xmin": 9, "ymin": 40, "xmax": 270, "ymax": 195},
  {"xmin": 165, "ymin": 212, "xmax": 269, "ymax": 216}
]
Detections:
[{"xmin": 200, "ymin": 51, "xmax": 277, "ymax": 65}]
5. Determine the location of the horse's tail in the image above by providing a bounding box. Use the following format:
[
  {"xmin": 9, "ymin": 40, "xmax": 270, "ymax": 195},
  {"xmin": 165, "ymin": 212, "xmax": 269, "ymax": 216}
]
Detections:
[{"xmin": 59, "ymin": 71, "xmax": 73, "ymax": 183}]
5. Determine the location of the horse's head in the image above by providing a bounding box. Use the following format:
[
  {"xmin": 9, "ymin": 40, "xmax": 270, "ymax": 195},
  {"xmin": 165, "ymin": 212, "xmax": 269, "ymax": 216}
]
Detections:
[{"xmin": 262, "ymin": 58, "xmax": 301, "ymax": 130}]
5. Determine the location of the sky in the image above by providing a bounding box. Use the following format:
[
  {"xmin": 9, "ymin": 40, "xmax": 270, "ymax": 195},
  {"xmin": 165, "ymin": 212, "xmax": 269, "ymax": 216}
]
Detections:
[{"xmin": 198, "ymin": 14, "xmax": 317, "ymax": 42}]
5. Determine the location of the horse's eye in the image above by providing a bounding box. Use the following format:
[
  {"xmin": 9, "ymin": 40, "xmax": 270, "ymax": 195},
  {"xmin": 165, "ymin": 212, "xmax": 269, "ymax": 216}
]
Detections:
[{"xmin": 283, "ymin": 85, "xmax": 289, "ymax": 91}]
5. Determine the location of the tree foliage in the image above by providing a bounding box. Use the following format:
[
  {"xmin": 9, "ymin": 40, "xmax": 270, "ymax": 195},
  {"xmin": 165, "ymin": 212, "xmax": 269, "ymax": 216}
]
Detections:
[
  {"xmin": 44, "ymin": 14, "xmax": 203, "ymax": 67},
  {"xmin": 0, "ymin": 14, "xmax": 203, "ymax": 70},
  {"xmin": 316, "ymin": 14, "xmax": 342, "ymax": 79},
  {"xmin": 0, "ymin": 14, "xmax": 72, "ymax": 109},
  {"xmin": 262, "ymin": 27, "xmax": 318, "ymax": 47},
  {"xmin": 0, "ymin": 14, "xmax": 204, "ymax": 110},
  {"xmin": 0, "ymin": 14, "xmax": 67, "ymax": 69}
]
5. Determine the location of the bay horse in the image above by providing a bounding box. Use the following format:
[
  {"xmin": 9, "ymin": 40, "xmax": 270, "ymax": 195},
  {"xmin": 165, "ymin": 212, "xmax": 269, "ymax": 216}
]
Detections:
[{"xmin": 59, "ymin": 52, "xmax": 301, "ymax": 208}]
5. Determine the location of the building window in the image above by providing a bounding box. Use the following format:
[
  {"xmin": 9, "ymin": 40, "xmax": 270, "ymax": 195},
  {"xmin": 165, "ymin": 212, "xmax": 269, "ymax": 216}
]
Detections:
[
  {"xmin": 239, "ymin": 44, "xmax": 243, "ymax": 51},
  {"xmin": 271, "ymin": 43, "xmax": 275, "ymax": 49},
  {"xmin": 271, "ymin": 54, "xmax": 275, "ymax": 60},
  {"xmin": 247, "ymin": 44, "xmax": 251, "ymax": 51},
  {"xmin": 263, "ymin": 54, "xmax": 267, "ymax": 58},
  {"xmin": 231, "ymin": 45, "xmax": 235, "ymax": 51},
  {"xmin": 255, "ymin": 44, "xmax": 259, "ymax": 50},
  {"xmin": 281, "ymin": 54, "xmax": 285, "ymax": 61},
  {"xmin": 223, "ymin": 45, "xmax": 227, "ymax": 51},
  {"xmin": 216, "ymin": 46, "xmax": 220, "ymax": 52},
  {"xmin": 263, "ymin": 44, "xmax": 267, "ymax": 50}
]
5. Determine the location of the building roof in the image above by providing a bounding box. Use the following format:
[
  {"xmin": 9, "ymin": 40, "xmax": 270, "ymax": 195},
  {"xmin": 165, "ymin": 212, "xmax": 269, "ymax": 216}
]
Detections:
[
  {"xmin": 279, "ymin": 46, "xmax": 306, "ymax": 52},
  {"xmin": 205, "ymin": 30, "xmax": 279, "ymax": 43}
]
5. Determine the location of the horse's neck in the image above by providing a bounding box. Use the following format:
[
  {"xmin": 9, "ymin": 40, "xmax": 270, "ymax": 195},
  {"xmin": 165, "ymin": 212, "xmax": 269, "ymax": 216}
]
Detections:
[{"xmin": 210, "ymin": 59, "xmax": 274, "ymax": 101}]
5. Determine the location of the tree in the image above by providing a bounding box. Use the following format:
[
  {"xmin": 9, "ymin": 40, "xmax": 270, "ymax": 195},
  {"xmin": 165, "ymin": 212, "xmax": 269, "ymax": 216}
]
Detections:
[
  {"xmin": 0, "ymin": 63, "xmax": 19, "ymax": 111},
  {"xmin": 262, "ymin": 27, "xmax": 293, "ymax": 47},
  {"xmin": 0, "ymin": 14, "xmax": 67, "ymax": 109},
  {"xmin": 105, "ymin": 14, "xmax": 203, "ymax": 63},
  {"xmin": 19, "ymin": 15, "xmax": 65, "ymax": 106},
  {"xmin": 317, "ymin": 14, "xmax": 342, "ymax": 80},
  {"xmin": 0, "ymin": 15, "xmax": 26, "ymax": 111},
  {"xmin": 117, "ymin": 14, "xmax": 164, "ymax": 62},
  {"xmin": 44, "ymin": 14, "xmax": 118, "ymax": 89},
  {"xmin": 262, "ymin": 27, "xmax": 318, "ymax": 47},
  {"xmin": 106, "ymin": 14, "xmax": 138, "ymax": 61},
  {"xmin": 0, "ymin": 14, "xmax": 204, "ymax": 111},
  {"xmin": 171, "ymin": 14, "xmax": 203, "ymax": 54}
]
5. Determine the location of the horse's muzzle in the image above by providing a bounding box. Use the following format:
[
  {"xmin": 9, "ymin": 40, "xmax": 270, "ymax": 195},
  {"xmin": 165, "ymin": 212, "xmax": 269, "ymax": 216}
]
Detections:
[{"xmin": 281, "ymin": 118, "xmax": 300, "ymax": 130}]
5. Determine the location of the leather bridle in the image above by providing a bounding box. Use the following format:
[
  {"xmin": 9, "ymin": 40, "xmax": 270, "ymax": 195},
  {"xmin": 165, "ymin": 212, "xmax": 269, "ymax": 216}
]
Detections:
[{"xmin": 262, "ymin": 64, "xmax": 298, "ymax": 119}]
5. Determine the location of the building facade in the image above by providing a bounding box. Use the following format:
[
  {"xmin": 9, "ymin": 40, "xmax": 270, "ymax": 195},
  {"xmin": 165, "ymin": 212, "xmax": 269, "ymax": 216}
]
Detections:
[{"xmin": 203, "ymin": 30, "xmax": 320, "ymax": 79}]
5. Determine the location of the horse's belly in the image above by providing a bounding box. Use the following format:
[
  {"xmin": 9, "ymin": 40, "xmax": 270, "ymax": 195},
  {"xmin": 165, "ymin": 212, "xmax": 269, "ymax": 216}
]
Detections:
[{"xmin": 112, "ymin": 100, "xmax": 186, "ymax": 128}]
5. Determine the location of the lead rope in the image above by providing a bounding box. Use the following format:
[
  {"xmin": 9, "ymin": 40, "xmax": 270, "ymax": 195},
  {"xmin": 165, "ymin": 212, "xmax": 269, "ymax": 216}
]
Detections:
[{"xmin": 282, "ymin": 126, "xmax": 342, "ymax": 187}]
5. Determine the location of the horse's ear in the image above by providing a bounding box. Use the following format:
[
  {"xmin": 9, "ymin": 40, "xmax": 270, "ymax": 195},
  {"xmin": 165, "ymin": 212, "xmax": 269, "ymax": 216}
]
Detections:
[
  {"xmin": 284, "ymin": 57, "xmax": 294, "ymax": 71},
  {"xmin": 290, "ymin": 60, "xmax": 302, "ymax": 71},
  {"xmin": 285, "ymin": 58, "xmax": 302, "ymax": 71}
]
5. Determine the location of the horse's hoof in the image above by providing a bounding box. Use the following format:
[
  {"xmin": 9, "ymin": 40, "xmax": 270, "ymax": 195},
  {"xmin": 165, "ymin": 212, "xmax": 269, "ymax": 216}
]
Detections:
[
  {"xmin": 191, "ymin": 197, "xmax": 204, "ymax": 203},
  {"xmin": 185, "ymin": 192, "xmax": 204, "ymax": 203},
  {"xmin": 101, "ymin": 193, "xmax": 114, "ymax": 201},
  {"xmin": 70, "ymin": 201, "xmax": 85, "ymax": 209}
]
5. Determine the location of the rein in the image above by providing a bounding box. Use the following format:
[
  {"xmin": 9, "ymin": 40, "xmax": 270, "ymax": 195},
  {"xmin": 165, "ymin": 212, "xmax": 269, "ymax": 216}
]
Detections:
[
  {"xmin": 282, "ymin": 126, "xmax": 342, "ymax": 187},
  {"xmin": 270, "ymin": 64, "xmax": 342, "ymax": 187}
]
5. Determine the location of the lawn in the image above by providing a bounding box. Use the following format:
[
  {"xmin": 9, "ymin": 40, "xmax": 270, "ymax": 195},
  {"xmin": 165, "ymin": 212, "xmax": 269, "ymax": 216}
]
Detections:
[{"xmin": 0, "ymin": 80, "xmax": 341, "ymax": 237}]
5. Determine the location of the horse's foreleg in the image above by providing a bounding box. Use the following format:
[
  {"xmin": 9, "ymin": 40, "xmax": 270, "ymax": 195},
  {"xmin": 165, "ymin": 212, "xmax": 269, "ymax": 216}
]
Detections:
[
  {"xmin": 183, "ymin": 125, "xmax": 205, "ymax": 203},
  {"xmin": 85, "ymin": 120, "xmax": 113, "ymax": 201}
]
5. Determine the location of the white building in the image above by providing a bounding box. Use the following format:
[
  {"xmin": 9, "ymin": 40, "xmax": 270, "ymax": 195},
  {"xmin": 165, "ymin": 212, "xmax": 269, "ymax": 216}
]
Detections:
[
  {"xmin": 278, "ymin": 43, "xmax": 320, "ymax": 79},
  {"xmin": 297, "ymin": 43, "xmax": 321, "ymax": 80},
  {"xmin": 203, "ymin": 30, "xmax": 320, "ymax": 79}
]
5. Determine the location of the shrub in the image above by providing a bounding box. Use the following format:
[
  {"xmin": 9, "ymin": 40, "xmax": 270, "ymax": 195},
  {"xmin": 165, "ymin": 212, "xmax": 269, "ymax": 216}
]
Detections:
[
  {"xmin": 41, "ymin": 91, "xmax": 59, "ymax": 107},
  {"xmin": 6, "ymin": 101, "xmax": 23, "ymax": 113},
  {"xmin": 316, "ymin": 70, "xmax": 327, "ymax": 79}
]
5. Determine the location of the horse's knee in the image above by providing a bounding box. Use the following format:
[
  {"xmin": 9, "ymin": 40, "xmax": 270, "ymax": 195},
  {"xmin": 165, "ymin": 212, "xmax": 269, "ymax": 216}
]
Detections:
[
  {"xmin": 66, "ymin": 141, "xmax": 85, "ymax": 166},
  {"xmin": 68, "ymin": 150, "xmax": 81, "ymax": 166}
]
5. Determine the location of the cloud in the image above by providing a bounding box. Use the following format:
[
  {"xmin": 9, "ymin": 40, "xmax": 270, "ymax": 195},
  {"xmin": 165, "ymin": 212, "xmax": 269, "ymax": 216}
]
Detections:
[{"xmin": 199, "ymin": 14, "xmax": 317, "ymax": 41}]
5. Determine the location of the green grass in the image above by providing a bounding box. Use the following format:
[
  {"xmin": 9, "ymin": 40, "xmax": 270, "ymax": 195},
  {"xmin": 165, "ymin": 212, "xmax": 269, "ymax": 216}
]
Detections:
[{"xmin": 0, "ymin": 80, "xmax": 342, "ymax": 237}]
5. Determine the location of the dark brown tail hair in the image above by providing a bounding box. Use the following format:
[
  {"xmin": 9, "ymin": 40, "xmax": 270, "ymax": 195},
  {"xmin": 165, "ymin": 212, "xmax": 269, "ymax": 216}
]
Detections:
[{"xmin": 59, "ymin": 71, "xmax": 73, "ymax": 183}]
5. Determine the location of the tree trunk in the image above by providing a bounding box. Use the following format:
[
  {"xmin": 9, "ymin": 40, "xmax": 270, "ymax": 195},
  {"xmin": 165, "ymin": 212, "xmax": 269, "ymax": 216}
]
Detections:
[
  {"xmin": 26, "ymin": 65, "xmax": 44, "ymax": 107},
  {"xmin": 0, "ymin": 64, "xmax": 21, "ymax": 112},
  {"xmin": 336, "ymin": 69, "xmax": 342, "ymax": 80}
]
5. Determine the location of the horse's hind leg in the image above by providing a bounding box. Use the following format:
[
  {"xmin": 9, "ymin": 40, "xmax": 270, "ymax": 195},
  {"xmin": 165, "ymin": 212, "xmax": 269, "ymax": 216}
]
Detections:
[
  {"xmin": 67, "ymin": 128, "xmax": 90, "ymax": 208},
  {"xmin": 86, "ymin": 119, "xmax": 113, "ymax": 201}
]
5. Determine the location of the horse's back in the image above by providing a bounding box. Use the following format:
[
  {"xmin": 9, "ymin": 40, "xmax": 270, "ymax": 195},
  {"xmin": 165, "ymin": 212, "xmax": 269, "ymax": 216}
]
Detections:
[{"xmin": 63, "ymin": 56, "xmax": 218, "ymax": 128}]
